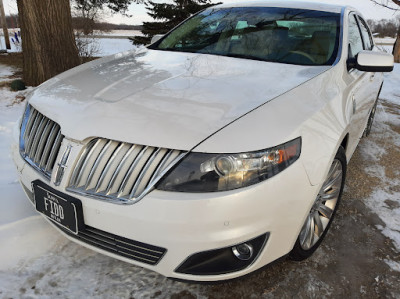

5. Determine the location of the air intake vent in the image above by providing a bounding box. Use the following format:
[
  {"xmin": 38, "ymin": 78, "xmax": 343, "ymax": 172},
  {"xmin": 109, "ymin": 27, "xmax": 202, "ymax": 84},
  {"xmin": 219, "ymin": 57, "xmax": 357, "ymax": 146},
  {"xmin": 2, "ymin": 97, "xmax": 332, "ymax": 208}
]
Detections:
[
  {"xmin": 60, "ymin": 225, "xmax": 167, "ymax": 265},
  {"xmin": 67, "ymin": 138, "xmax": 186, "ymax": 203},
  {"xmin": 20, "ymin": 105, "xmax": 64, "ymax": 179}
]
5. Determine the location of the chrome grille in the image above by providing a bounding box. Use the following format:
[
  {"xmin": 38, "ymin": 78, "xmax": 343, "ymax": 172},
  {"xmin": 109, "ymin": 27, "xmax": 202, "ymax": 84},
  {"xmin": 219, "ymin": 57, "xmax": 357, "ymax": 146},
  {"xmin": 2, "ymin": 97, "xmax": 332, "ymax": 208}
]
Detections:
[
  {"xmin": 20, "ymin": 105, "xmax": 63, "ymax": 179},
  {"xmin": 67, "ymin": 138, "xmax": 186, "ymax": 203}
]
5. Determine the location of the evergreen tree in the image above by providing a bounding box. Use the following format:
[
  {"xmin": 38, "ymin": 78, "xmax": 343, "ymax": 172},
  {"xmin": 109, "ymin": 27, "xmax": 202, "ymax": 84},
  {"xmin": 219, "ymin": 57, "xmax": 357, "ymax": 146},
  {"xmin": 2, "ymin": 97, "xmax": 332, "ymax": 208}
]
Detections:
[{"xmin": 131, "ymin": 0, "xmax": 215, "ymax": 45}]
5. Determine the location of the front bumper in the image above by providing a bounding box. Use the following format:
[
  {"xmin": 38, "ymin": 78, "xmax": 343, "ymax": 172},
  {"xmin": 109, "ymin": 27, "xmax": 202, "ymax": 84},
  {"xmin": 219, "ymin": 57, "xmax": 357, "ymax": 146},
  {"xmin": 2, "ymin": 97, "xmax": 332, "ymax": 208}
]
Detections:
[{"xmin": 12, "ymin": 136, "xmax": 319, "ymax": 281}]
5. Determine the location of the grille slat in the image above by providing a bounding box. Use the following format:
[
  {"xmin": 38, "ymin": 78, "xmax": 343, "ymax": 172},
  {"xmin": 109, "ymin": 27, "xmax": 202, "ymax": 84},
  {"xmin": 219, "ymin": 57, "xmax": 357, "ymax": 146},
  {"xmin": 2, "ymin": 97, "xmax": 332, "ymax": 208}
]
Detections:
[
  {"xmin": 68, "ymin": 138, "xmax": 186, "ymax": 203},
  {"xmin": 28, "ymin": 115, "xmax": 46, "ymax": 158},
  {"xmin": 75, "ymin": 139, "xmax": 106, "ymax": 187},
  {"xmin": 104, "ymin": 144, "xmax": 137, "ymax": 195},
  {"xmin": 149, "ymin": 149, "xmax": 182, "ymax": 185},
  {"xmin": 59, "ymin": 225, "xmax": 166, "ymax": 265},
  {"xmin": 23, "ymin": 109, "xmax": 37, "ymax": 142},
  {"xmin": 20, "ymin": 105, "xmax": 64, "ymax": 179},
  {"xmin": 39, "ymin": 123, "xmax": 59, "ymax": 170},
  {"xmin": 95, "ymin": 142, "xmax": 127, "ymax": 193},
  {"xmin": 46, "ymin": 130, "xmax": 63, "ymax": 173},
  {"xmin": 117, "ymin": 145, "xmax": 150, "ymax": 198},
  {"xmin": 34, "ymin": 119, "xmax": 51, "ymax": 164},
  {"xmin": 84, "ymin": 140, "xmax": 116, "ymax": 191},
  {"xmin": 69, "ymin": 139, "xmax": 97, "ymax": 187},
  {"xmin": 129, "ymin": 148, "xmax": 162, "ymax": 198},
  {"xmin": 25, "ymin": 114, "xmax": 42, "ymax": 154}
]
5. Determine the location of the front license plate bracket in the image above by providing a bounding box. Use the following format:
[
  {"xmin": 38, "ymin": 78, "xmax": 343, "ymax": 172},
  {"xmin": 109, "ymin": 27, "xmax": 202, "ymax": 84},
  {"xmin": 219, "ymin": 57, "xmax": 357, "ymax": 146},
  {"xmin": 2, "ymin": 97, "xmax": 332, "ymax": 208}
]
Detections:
[{"xmin": 32, "ymin": 180, "xmax": 85, "ymax": 234}]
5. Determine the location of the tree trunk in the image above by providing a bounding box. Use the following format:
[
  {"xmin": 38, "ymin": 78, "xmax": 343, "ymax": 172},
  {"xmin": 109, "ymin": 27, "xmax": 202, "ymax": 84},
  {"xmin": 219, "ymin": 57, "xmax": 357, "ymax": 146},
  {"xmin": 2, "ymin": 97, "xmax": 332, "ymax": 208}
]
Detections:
[
  {"xmin": 394, "ymin": 33, "xmax": 400, "ymax": 63},
  {"xmin": 0, "ymin": 0, "xmax": 11, "ymax": 50},
  {"xmin": 17, "ymin": 0, "xmax": 80, "ymax": 86}
]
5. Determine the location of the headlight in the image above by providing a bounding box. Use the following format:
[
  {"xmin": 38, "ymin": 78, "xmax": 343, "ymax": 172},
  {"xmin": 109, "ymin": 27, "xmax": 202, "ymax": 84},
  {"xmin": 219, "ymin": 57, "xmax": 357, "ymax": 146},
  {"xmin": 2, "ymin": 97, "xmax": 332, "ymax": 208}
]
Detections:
[{"xmin": 156, "ymin": 137, "xmax": 301, "ymax": 192}]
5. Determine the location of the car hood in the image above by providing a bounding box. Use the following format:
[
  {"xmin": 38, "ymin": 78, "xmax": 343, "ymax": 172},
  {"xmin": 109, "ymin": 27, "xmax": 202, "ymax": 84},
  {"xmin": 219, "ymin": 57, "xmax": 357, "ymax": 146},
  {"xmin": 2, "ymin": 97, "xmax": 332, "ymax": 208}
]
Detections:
[{"xmin": 29, "ymin": 48, "xmax": 330, "ymax": 151}]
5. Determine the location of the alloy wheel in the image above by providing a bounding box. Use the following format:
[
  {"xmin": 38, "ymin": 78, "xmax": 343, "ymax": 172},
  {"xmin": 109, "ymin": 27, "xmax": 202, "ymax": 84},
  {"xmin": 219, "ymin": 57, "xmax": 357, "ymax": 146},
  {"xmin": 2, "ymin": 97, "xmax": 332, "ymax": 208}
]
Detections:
[{"xmin": 299, "ymin": 159, "xmax": 343, "ymax": 250}]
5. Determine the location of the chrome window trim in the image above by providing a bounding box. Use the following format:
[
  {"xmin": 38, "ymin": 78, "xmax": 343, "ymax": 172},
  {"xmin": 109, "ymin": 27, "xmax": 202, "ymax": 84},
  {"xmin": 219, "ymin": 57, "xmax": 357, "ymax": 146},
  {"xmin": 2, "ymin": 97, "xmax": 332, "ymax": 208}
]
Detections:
[{"xmin": 332, "ymin": 6, "xmax": 346, "ymax": 66}]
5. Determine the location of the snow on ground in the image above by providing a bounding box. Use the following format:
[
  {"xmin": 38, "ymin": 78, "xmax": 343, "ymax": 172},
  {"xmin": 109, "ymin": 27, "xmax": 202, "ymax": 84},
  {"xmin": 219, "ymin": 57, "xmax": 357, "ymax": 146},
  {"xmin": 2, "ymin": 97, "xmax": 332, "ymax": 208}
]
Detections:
[
  {"xmin": 380, "ymin": 64, "xmax": 400, "ymax": 106},
  {"xmin": 0, "ymin": 65, "xmax": 16, "ymax": 80},
  {"xmin": 86, "ymin": 37, "xmax": 136, "ymax": 57},
  {"xmin": 358, "ymin": 64, "xmax": 400, "ymax": 273},
  {"xmin": 1, "ymin": 36, "xmax": 135, "ymax": 56},
  {"xmin": 0, "ymin": 85, "xmax": 54, "ymax": 272},
  {"xmin": 0, "ymin": 36, "xmax": 21, "ymax": 53}
]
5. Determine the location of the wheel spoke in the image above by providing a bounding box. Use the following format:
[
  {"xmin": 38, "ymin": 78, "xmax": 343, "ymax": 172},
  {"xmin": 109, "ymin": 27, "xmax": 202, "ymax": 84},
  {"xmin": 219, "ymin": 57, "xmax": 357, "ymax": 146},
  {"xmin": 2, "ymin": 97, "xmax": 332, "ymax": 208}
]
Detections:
[
  {"xmin": 321, "ymin": 187, "xmax": 340, "ymax": 200},
  {"xmin": 300, "ymin": 215, "xmax": 313, "ymax": 250},
  {"xmin": 306, "ymin": 215, "xmax": 315, "ymax": 249},
  {"xmin": 322, "ymin": 170, "xmax": 342, "ymax": 193},
  {"xmin": 313, "ymin": 212, "xmax": 324, "ymax": 238},
  {"xmin": 318, "ymin": 204, "xmax": 333, "ymax": 219}
]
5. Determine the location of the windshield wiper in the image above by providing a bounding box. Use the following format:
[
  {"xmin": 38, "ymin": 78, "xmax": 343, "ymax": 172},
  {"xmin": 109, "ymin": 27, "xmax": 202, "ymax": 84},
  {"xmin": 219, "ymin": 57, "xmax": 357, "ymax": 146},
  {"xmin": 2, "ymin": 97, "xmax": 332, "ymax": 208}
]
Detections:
[{"xmin": 224, "ymin": 53, "xmax": 268, "ymax": 62}]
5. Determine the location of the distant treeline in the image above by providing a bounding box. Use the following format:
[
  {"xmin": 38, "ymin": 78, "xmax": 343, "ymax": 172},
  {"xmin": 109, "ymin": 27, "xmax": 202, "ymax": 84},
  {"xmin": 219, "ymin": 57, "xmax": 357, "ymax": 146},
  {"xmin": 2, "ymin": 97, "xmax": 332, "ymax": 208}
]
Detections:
[
  {"xmin": 367, "ymin": 18, "xmax": 400, "ymax": 38},
  {"xmin": 5, "ymin": 14, "xmax": 142, "ymax": 31},
  {"xmin": 5, "ymin": 13, "xmax": 398, "ymax": 37},
  {"xmin": 5, "ymin": 14, "xmax": 19, "ymax": 28}
]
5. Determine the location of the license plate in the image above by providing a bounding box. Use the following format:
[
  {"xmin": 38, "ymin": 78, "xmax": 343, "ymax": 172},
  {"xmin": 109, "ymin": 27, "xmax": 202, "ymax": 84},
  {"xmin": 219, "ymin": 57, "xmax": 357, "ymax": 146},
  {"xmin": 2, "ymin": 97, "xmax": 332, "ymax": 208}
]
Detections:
[{"xmin": 32, "ymin": 180, "xmax": 84, "ymax": 234}]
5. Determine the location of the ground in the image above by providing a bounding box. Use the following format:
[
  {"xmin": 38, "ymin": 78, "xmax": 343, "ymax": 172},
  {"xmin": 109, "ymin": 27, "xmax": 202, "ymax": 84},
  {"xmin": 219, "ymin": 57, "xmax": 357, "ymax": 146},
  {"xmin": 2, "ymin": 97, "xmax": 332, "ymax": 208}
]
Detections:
[{"xmin": 0, "ymin": 55, "xmax": 399, "ymax": 298}]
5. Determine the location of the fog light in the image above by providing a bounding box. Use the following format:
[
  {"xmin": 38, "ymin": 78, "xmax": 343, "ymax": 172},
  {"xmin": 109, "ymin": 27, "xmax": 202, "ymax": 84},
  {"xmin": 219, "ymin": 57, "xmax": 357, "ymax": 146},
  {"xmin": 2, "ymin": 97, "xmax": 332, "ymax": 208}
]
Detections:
[
  {"xmin": 232, "ymin": 243, "xmax": 253, "ymax": 261},
  {"xmin": 175, "ymin": 233, "xmax": 269, "ymax": 276}
]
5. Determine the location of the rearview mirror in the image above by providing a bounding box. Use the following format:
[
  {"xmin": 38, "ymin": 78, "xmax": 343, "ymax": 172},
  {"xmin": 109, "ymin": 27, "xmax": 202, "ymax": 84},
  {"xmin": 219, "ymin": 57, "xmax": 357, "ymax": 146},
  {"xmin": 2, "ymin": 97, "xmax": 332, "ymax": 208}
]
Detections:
[
  {"xmin": 348, "ymin": 50, "xmax": 394, "ymax": 72},
  {"xmin": 151, "ymin": 34, "xmax": 164, "ymax": 44}
]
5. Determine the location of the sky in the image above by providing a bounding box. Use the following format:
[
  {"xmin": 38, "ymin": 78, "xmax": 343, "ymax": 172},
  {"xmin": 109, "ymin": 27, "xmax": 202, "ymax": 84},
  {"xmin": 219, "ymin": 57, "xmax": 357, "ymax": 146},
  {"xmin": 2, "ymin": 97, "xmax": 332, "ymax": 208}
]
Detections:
[{"xmin": 2, "ymin": 0, "xmax": 399, "ymax": 25}]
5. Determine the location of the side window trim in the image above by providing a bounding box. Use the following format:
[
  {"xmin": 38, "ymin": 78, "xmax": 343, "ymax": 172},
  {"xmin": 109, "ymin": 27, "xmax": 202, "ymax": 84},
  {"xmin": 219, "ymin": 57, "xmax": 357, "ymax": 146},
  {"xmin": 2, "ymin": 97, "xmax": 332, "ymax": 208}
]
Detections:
[
  {"xmin": 352, "ymin": 14, "xmax": 366, "ymax": 50},
  {"xmin": 356, "ymin": 15, "xmax": 374, "ymax": 50},
  {"xmin": 348, "ymin": 12, "xmax": 363, "ymax": 59}
]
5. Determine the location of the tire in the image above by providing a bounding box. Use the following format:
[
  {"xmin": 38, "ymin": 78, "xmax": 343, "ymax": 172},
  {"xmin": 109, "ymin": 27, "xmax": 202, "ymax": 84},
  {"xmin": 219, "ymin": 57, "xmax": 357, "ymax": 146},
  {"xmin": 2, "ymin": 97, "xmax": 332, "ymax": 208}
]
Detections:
[
  {"xmin": 289, "ymin": 146, "xmax": 346, "ymax": 261},
  {"xmin": 364, "ymin": 98, "xmax": 378, "ymax": 137}
]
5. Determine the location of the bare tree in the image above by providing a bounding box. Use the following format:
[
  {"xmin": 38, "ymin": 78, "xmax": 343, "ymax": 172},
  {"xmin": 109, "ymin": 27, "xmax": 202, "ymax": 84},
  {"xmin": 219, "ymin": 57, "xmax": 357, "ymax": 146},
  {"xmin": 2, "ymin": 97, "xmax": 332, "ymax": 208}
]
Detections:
[
  {"xmin": 370, "ymin": 0, "xmax": 400, "ymax": 62},
  {"xmin": 73, "ymin": 1, "xmax": 102, "ymax": 35},
  {"xmin": 17, "ymin": 0, "xmax": 144, "ymax": 86},
  {"xmin": 17, "ymin": 0, "xmax": 80, "ymax": 86}
]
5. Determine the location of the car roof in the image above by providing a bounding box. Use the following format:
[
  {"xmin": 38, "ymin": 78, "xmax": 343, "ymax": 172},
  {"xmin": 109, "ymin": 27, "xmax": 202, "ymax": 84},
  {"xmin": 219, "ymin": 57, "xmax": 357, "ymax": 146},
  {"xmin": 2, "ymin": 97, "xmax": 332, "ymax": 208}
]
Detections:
[{"xmin": 215, "ymin": 1, "xmax": 346, "ymax": 14}]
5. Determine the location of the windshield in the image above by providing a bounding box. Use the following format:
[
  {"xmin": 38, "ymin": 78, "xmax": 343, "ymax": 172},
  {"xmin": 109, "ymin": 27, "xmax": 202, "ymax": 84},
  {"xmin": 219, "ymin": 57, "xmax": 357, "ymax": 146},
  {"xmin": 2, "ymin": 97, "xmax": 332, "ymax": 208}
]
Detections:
[{"xmin": 151, "ymin": 7, "xmax": 341, "ymax": 66}]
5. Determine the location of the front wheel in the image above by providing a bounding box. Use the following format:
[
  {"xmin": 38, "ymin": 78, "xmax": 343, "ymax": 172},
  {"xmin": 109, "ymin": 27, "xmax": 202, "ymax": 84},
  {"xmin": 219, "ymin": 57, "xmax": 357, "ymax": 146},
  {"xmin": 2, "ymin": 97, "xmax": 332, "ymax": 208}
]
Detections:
[{"xmin": 289, "ymin": 147, "xmax": 346, "ymax": 261}]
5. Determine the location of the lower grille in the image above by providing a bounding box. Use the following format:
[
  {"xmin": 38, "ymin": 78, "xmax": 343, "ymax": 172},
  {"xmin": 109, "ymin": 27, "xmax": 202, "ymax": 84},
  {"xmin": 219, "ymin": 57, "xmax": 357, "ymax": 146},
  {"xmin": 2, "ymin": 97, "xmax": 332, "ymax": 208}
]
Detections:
[
  {"xmin": 20, "ymin": 105, "xmax": 64, "ymax": 179},
  {"xmin": 60, "ymin": 225, "xmax": 167, "ymax": 265}
]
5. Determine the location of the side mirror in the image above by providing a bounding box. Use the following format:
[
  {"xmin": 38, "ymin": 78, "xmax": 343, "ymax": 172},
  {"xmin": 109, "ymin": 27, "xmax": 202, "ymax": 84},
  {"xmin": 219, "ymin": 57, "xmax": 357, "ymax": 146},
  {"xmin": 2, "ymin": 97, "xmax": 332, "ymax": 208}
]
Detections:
[
  {"xmin": 151, "ymin": 34, "xmax": 164, "ymax": 44},
  {"xmin": 348, "ymin": 50, "xmax": 394, "ymax": 72}
]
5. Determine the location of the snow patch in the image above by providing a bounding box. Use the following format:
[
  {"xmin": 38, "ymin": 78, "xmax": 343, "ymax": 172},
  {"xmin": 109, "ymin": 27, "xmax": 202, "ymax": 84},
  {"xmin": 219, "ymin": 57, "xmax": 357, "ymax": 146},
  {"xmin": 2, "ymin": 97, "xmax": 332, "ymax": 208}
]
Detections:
[
  {"xmin": 365, "ymin": 189, "xmax": 400, "ymax": 251},
  {"xmin": 95, "ymin": 38, "xmax": 136, "ymax": 57},
  {"xmin": 0, "ymin": 65, "xmax": 17, "ymax": 80},
  {"xmin": 360, "ymin": 66, "xmax": 400, "ymax": 255},
  {"xmin": 384, "ymin": 259, "xmax": 400, "ymax": 272},
  {"xmin": 380, "ymin": 64, "xmax": 400, "ymax": 106},
  {"xmin": 0, "ymin": 216, "xmax": 66, "ymax": 271}
]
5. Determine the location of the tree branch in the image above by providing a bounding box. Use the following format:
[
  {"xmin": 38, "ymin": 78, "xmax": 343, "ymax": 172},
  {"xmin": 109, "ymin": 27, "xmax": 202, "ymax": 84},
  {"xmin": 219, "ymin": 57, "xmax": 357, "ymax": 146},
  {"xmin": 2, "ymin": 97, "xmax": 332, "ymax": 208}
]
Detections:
[{"xmin": 370, "ymin": 0, "xmax": 400, "ymax": 11}]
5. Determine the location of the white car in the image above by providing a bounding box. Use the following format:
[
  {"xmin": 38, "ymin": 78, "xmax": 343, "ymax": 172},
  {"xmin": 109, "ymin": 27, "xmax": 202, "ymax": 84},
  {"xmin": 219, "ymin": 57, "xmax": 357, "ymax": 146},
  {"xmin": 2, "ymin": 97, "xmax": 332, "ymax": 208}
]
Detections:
[{"xmin": 12, "ymin": 1, "xmax": 393, "ymax": 281}]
